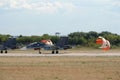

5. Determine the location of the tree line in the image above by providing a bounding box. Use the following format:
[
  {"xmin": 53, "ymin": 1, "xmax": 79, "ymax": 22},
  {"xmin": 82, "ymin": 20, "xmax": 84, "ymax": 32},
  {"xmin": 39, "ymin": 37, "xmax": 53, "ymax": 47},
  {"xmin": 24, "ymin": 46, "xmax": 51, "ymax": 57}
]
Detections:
[
  {"xmin": 0, "ymin": 31, "xmax": 120, "ymax": 48},
  {"xmin": 68, "ymin": 31, "xmax": 120, "ymax": 48}
]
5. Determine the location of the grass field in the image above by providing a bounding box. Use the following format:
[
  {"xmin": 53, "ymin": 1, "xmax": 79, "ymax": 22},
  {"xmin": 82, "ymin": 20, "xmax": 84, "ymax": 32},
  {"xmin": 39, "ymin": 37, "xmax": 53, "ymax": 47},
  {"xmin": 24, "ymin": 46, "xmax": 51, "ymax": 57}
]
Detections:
[{"xmin": 0, "ymin": 56, "xmax": 120, "ymax": 80}]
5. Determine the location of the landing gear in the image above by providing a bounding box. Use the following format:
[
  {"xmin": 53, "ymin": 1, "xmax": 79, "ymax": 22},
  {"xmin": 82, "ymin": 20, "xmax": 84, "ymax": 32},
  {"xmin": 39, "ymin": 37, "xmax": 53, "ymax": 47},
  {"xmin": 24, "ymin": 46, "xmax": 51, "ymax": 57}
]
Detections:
[
  {"xmin": 56, "ymin": 50, "xmax": 59, "ymax": 54},
  {"xmin": 1, "ymin": 50, "xmax": 3, "ymax": 53},
  {"xmin": 5, "ymin": 50, "xmax": 7, "ymax": 53},
  {"xmin": 39, "ymin": 51, "xmax": 41, "ymax": 54},
  {"xmin": 52, "ymin": 50, "xmax": 55, "ymax": 54},
  {"xmin": 0, "ymin": 50, "xmax": 7, "ymax": 54},
  {"xmin": 52, "ymin": 50, "xmax": 59, "ymax": 54},
  {"xmin": 38, "ymin": 48, "xmax": 41, "ymax": 54}
]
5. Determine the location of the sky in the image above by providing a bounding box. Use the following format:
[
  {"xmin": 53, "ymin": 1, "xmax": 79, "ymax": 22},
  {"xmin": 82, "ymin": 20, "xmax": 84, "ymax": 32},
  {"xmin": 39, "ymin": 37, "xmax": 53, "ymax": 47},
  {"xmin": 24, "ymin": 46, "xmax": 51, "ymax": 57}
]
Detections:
[{"xmin": 0, "ymin": 0, "xmax": 120, "ymax": 36}]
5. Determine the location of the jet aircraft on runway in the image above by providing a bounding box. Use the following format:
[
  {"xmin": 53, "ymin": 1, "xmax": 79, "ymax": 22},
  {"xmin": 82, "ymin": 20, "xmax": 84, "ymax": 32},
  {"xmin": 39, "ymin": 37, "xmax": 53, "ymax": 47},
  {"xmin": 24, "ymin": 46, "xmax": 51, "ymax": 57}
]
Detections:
[
  {"xmin": 22, "ymin": 36, "xmax": 72, "ymax": 54},
  {"xmin": 0, "ymin": 37, "xmax": 17, "ymax": 53}
]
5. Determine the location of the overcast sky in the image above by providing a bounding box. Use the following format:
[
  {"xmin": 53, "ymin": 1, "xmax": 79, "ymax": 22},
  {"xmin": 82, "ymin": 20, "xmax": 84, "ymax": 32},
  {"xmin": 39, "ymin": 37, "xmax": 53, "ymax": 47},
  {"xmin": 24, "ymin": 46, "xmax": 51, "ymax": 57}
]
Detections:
[{"xmin": 0, "ymin": 0, "xmax": 120, "ymax": 36}]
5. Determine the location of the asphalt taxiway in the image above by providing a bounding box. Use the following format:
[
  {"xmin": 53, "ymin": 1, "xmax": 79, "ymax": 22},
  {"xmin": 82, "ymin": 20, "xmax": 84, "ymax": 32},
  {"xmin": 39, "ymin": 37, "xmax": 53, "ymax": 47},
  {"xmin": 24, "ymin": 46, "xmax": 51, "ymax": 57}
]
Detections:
[{"xmin": 0, "ymin": 53, "xmax": 120, "ymax": 57}]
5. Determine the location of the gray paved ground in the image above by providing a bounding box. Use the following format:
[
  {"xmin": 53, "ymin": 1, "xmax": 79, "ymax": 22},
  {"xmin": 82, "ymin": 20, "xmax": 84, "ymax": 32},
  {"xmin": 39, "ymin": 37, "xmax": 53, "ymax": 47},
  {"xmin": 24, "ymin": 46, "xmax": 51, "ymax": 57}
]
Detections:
[{"xmin": 0, "ymin": 53, "xmax": 120, "ymax": 57}]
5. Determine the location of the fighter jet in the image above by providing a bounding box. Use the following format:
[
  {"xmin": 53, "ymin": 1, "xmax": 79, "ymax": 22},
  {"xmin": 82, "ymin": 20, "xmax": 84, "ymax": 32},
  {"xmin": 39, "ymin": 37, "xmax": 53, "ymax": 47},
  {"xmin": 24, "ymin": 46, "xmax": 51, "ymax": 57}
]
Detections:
[
  {"xmin": 23, "ymin": 36, "xmax": 72, "ymax": 54},
  {"xmin": 0, "ymin": 37, "xmax": 17, "ymax": 53}
]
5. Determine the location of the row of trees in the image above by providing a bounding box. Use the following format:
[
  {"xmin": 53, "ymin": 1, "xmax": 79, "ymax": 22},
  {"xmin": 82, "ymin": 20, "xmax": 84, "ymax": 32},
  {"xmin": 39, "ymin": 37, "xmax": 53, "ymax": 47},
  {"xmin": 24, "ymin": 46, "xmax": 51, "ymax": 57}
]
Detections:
[
  {"xmin": 0, "ymin": 31, "xmax": 120, "ymax": 48},
  {"xmin": 68, "ymin": 31, "xmax": 120, "ymax": 48}
]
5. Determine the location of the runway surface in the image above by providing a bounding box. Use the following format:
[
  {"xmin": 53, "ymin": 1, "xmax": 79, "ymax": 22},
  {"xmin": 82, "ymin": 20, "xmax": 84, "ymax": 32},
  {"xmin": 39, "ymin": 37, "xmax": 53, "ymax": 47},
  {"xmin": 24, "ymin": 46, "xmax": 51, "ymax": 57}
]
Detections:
[{"xmin": 0, "ymin": 53, "xmax": 120, "ymax": 57}]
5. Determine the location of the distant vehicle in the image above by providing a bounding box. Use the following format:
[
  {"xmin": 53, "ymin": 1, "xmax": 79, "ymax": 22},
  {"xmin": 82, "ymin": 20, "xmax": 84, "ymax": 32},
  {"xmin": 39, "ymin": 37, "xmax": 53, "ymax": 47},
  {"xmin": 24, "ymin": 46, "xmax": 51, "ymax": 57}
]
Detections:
[
  {"xmin": 23, "ymin": 36, "xmax": 72, "ymax": 54},
  {"xmin": 0, "ymin": 37, "xmax": 17, "ymax": 53},
  {"xmin": 96, "ymin": 36, "xmax": 110, "ymax": 50}
]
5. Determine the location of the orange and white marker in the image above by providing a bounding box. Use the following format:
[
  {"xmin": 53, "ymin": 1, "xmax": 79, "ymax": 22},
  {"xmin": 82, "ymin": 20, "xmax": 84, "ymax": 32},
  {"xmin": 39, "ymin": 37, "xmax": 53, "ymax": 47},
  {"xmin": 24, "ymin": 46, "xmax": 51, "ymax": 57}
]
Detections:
[{"xmin": 96, "ymin": 36, "xmax": 110, "ymax": 50}]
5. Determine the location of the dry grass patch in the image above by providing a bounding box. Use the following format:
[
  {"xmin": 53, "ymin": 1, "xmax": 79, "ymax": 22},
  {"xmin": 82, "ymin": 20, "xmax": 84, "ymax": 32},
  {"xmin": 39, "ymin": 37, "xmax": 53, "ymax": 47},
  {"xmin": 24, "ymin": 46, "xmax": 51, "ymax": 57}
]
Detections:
[{"xmin": 0, "ymin": 57, "xmax": 120, "ymax": 80}]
